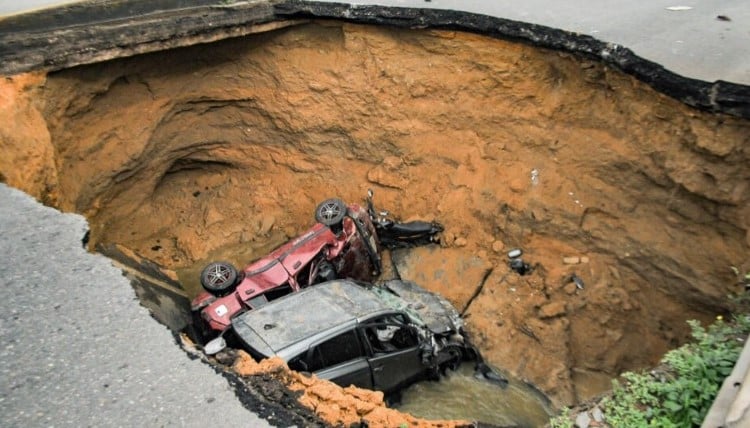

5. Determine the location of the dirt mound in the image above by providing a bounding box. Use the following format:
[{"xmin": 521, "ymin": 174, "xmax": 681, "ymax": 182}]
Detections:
[{"xmin": 2, "ymin": 21, "xmax": 749, "ymax": 408}]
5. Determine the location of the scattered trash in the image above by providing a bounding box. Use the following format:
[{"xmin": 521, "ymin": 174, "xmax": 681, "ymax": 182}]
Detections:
[
  {"xmin": 665, "ymin": 6, "xmax": 693, "ymax": 11},
  {"xmin": 530, "ymin": 169, "xmax": 539, "ymax": 186},
  {"xmin": 570, "ymin": 274, "xmax": 585, "ymax": 290},
  {"xmin": 510, "ymin": 258, "xmax": 531, "ymax": 275},
  {"xmin": 508, "ymin": 248, "xmax": 532, "ymax": 275},
  {"xmin": 717, "ymin": 15, "xmax": 731, "ymax": 21}
]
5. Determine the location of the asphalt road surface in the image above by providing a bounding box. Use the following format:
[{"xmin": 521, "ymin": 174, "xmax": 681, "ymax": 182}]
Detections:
[
  {"xmin": 2, "ymin": 0, "xmax": 746, "ymax": 84},
  {"xmin": 0, "ymin": 0, "xmax": 80, "ymax": 15},
  {"xmin": 314, "ymin": 0, "xmax": 750, "ymax": 85},
  {"xmin": 0, "ymin": 184, "xmax": 270, "ymax": 427}
]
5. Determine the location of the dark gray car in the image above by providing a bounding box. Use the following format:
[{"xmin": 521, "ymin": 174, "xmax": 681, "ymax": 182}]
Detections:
[{"xmin": 225, "ymin": 279, "xmax": 470, "ymax": 394}]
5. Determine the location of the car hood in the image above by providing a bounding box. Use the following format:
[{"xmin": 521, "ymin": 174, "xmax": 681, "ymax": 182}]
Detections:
[{"xmin": 375, "ymin": 280, "xmax": 464, "ymax": 335}]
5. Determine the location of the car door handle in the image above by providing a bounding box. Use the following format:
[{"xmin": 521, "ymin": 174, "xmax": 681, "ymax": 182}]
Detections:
[{"xmin": 373, "ymin": 366, "xmax": 384, "ymax": 372}]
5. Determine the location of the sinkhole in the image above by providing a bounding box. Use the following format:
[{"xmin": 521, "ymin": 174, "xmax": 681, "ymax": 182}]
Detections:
[{"xmin": 2, "ymin": 18, "xmax": 749, "ymax": 426}]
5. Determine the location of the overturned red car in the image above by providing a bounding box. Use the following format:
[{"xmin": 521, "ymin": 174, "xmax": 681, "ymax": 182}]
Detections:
[{"xmin": 190, "ymin": 198, "xmax": 383, "ymax": 338}]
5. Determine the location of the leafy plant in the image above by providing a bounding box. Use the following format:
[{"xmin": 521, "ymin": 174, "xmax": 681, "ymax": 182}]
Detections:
[
  {"xmin": 549, "ymin": 407, "xmax": 574, "ymax": 428},
  {"xmin": 599, "ymin": 315, "xmax": 750, "ymax": 427}
]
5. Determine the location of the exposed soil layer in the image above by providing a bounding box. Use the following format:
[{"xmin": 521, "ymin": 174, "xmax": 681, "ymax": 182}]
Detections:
[
  {"xmin": 2, "ymin": 21, "xmax": 750, "ymax": 411},
  {"xmin": 231, "ymin": 351, "xmax": 469, "ymax": 427}
]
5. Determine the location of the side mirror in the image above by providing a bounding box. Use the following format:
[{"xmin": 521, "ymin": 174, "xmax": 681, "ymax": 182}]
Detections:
[{"xmin": 204, "ymin": 336, "xmax": 227, "ymax": 355}]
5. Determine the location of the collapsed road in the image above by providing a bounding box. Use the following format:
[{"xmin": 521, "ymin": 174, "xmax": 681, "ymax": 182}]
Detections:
[
  {"xmin": 1, "ymin": 0, "xmax": 749, "ymax": 427},
  {"xmin": 0, "ymin": 184, "xmax": 273, "ymax": 427}
]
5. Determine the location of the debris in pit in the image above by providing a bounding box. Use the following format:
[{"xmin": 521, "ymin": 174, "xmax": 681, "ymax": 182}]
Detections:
[
  {"xmin": 530, "ymin": 168, "xmax": 540, "ymax": 186},
  {"xmin": 190, "ymin": 196, "xmax": 384, "ymax": 339},
  {"xmin": 220, "ymin": 279, "xmax": 477, "ymax": 394},
  {"xmin": 366, "ymin": 188, "xmax": 444, "ymax": 249},
  {"xmin": 507, "ymin": 248, "xmax": 533, "ymax": 276},
  {"xmin": 570, "ymin": 274, "xmax": 585, "ymax": 290},
  {"xmin": 190, "ymin": 192, "xmax": 443, "ymax": 341}
]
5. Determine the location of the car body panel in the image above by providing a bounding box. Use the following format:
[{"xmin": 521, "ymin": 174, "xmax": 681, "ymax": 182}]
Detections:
[
  {"xmin": 232, "ymin": 280, "xmax": 386, "ymax": 356},
  {"xmin": 230, "ymin": 279, "xmax": 468, "ymax": 394},
  {"xmin": 380, "ymin": 279, "xmax": 464, "ymax": 335},
  {"xmin": 369, "ymin": 346, "xmax": 424, "ymax": 392},
  {"xmin": 192, "ymin": 203, "xmax": 381, "ymax": 334},
  {"xmin": 317, "ymin": 357, "xmax": 373, "ymax": 390}
]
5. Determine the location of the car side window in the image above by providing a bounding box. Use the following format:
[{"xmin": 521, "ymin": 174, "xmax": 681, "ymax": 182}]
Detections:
[
  {"xmin": 292, "ymin": 329, "xmax": 364, "ymax": 373},
  {"xmin": 363, "ymin": 314, "xmax": 419, "ymax": 354}
]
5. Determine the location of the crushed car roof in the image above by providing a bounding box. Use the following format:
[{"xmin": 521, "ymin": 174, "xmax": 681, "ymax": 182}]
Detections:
[{"xmin": 231, "ymin": 279, "xmax": 394, "ymax": 356}]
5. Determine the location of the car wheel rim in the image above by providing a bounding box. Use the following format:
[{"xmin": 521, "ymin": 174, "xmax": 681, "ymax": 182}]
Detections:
[
  {"xmin": 319, "ymin": 202, "xmax": 342, "ymax": 222},
  {"xmin": 207, "ymin": 264, "xmax": 231, "ymax": 287}
]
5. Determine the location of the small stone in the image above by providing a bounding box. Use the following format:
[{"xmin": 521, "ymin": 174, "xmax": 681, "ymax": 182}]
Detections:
[
  {"xmin": 492, "ymin": 240, "xmax": 504, "ymax": 253},
  {"xmin": 564, "ymin": 283, "xmax": 578, "ymax": 295},
  {"xmin": 581, "ymin": 256, "xmax": 590, "ymax": 263},
  {"xmin": 454, "ymin": 237, "xmax": 468, "ymax": 247},
  {"xmin": 592, "ymin": 406, "xmax": 604, "ymax": 422},
  {"xmin": 539, "ymin": 301, "xmax": 567, "ymax": 318},
  {"xmin": 258, "ymin": 216, "xmax": 275, "ymax": 235},
  {"xmin": 509, "ymin": 178, "xmax": 526, "ymax": 193},
  {"xmin": 204, "ymin": 206, "xmax": 224, "ymax": 226},
  {"xmin": 507, "ymin": 248, "xmax": 523, "ymax": 259},
  {"xmin": 575, "ymin": 411, "xmax": 591, "ymax": 428},
  {"xmin": 563, "ymin": 256, "xmax": 580, "ymax": 265}
]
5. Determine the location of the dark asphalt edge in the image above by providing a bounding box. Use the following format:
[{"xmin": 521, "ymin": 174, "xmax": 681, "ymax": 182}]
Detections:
[
  {"xmin": 173, "ymin": 332, "xmax": 329, "ymax": 428},
  {"xmin": 274, "ymin": 1, "xmax": 750, "ymax": 119},
  {"xmin": 0, "ymin": 0, "xmax": 750, "ymax": 119},
  {"xmin": 0, "ymin": 0, "xmax": 748, "ymax": 118}
]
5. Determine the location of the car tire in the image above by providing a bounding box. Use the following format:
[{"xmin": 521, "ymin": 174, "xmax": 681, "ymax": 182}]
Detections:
[
  {"xmin": 315, "ymin": 198, "xmax": 346, "ymax": 226},
  {"xmin": 441, "ymin": 344, "xmax": 464, "ymax": 373},
  {"xmin": 200, "ymin": 261, "xmax": 239, "ymax": 296}
]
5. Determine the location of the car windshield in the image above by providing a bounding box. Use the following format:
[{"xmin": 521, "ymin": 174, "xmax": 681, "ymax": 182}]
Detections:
[{"xmin": 369, "ymin": 286, "xmax": 426, "ymax": 327}]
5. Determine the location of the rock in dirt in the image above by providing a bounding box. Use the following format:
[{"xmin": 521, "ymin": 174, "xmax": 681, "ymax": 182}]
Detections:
[
  {"xmin": 539, "ymin": 301, "xmax": 567, "ymax": 319},
  {"xmin": 575, "ymin": 411, "xmax": 591, "ymax": 428}
]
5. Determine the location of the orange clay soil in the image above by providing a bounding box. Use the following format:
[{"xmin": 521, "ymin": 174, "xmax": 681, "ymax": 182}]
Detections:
[
  {"xmin": 1, "ymin": 21, "xmax": 749, "ymax": 408},
  {"xmin": 234, "ymin": 352, "xmax": 467, "ymax": 427}
]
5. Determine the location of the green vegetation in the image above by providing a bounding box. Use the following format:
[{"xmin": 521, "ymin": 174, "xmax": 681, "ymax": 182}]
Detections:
[
  {"xmin": 550, "ymin": 407, "xmax": 573, "ymax": 428},
  {"xmin": 550, "ymin": 314, "xmax": 750, "ymax": 428}
]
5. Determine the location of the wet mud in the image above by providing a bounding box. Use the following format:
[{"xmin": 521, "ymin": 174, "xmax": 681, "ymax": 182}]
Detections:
[{"xmin": 2, "ymin": 19, "xmax": 749, "ymax": 423}]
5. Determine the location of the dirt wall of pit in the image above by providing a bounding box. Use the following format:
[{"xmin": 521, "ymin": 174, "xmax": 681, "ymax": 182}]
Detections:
[{"xmin": 1, "ymin": 21, "xmax": 749, "ymax": 406}]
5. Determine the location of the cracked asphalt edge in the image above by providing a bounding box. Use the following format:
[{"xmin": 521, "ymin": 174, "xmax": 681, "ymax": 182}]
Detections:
[{"xmin": 0, "ymin": 183, "xmax": 272, "ymax": 428}]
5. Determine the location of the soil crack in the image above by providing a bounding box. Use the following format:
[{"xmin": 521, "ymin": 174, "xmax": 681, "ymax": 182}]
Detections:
[{"xmin": 460, "ymin": 267, "xmax": 495, "ymax": 316}]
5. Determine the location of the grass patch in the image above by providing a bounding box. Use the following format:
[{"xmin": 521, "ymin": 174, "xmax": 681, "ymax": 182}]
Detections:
[{"xmin": 551, "ymin": 314, "xmax": 750, "ymax": 428}]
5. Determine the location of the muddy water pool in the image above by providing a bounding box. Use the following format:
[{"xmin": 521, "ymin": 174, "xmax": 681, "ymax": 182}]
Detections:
[{"xmin": 397, "ymin": 363, "xmax": 552, "ymax": 427}]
